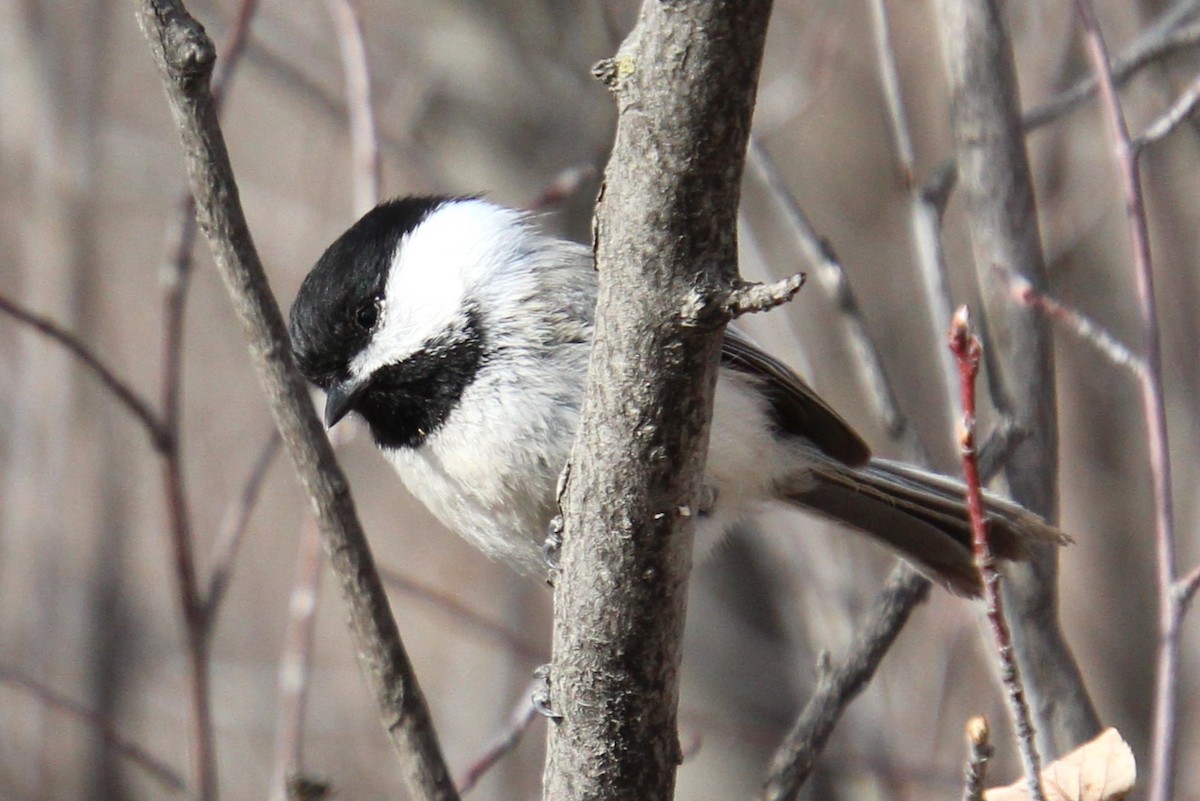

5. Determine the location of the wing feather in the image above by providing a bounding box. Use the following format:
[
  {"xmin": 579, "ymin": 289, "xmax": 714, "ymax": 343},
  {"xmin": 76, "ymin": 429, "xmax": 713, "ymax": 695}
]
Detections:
[{"xmin": 721, "ymin": 328, "xmax": 872, "ymax": 467}]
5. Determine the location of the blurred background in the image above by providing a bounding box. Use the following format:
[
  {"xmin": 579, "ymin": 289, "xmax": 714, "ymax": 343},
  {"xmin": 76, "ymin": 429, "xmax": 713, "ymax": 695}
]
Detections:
[{"xmin": 2, "ymin": 1, "xmax": 1198, "ymax": 799}]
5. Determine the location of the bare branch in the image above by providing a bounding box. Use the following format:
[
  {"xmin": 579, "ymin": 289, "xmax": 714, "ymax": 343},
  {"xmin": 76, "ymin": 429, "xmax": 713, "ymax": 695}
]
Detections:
[
  {"xmin": 209, "ymin": 0, "xmax": 260, "ymax": 105},
  {"xmin": 869, "ymin": 0, "xmax": 961, "ymax": 438},
  {"xmin": 1176, "ymin": 563, "xmax": 1200, "ymax": 610},
  {"xmin": 526, "ymin": 164, "xmax": 598, "ymax": 211},
  {"xmin": 455, "ymin": 683, "xmax": 541, "ymax": 795},
  {"xmin": 0, "ymin": 665, "xmax": 186, "ymax": 794},
  {"xmin": 1023, "ymin": 15, "xmax": 1200, "ymax": 130},
  {"xmin": 379, "ymin": 567, "xmax": 545, "ymax": 664},
  {"xmin": 205, "ymin": 431, "xmax": 283, "ymax": 619},
  {"xmin": 1000, "ymin": 266, "xmax": 1146, "ymax": 377},
  {"xmin": 1072, "ymin": 6, "xmax": 1181, "ymax": 801},
  {"xmin": 977, "ymin": 418, "xmax": 1029, "ymax": 484},
  {"xmin": 725, "ymin": 274, "xmax": 806, "ymax": 318},
  {"xmin": 270, "ymin": 520, "xmax": 325, "ymax": 801},
  {"xmin": 324, "ymin": 0, "xmax": 380, "ymax": 216},
  {"xmin": 746, "ymin": 138, "xmax": 927, "ymax": 460},
  {"xmin": 760, "ymin": 564, "xmax": 930, "ymax": 801},
  {"xmin": 1133, "ymin": 71, "xmax": 1200, "ymax": 150},
  {"xmin": 950, "ymin": 307, "xmax": 1045, "ymax": 801},
  {"xmin": 546, "ymin": 3, "xmax": 773, "ymax": 797},
  {"xmin": 0, "ymin": 294, "xmax": 167, "ymax": 447},
  {"xmin": 962, "ymin": 716, "xmax": 992, "ymax": 801},
  {"xmin": 935, "ymin": 0, "xmax": 1101, "ymax": 758},
  {"xmin": 131, "ymin": 3, "xmax": 458, "ymax": 799}
]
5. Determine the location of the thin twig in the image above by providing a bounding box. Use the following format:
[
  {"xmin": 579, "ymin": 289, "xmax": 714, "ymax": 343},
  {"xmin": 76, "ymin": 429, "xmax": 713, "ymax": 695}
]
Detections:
[
  {"xmin": 1176, "ymin": 563, "xmax": 1200, "ymax": 610},
  {"xmin": 977, "ymin": 418, "xmax": 1029, "ymax": 484},
  {"xmin": 961, "ymin": 716, "xmax": 992, "ymax": 801},
  {"xmin": 950, "ymin": 307, "xmax": 1045, "ymax": 801},
  {"xmin": 159, "ymin": 178, "xmax": 214, "ymax": 801},
  {"xmin": 759, "ymin": 564, "xmax": 931, "ymax": 801},
  {"xmin": 454, "ymin": 683, "xmax": 541, "ymax": 795},
  {"xmin": 1072, "ymin": 6, "xmax": 1180, "ymax": 801},
  {"xmin": 325, "ymin": 0, "xmax": 380, "ymax": 217},
  {"xmin": 747, "ymin": 133, "xmax": 940, "ymax": 798},
  {"xmin": 725, "ymin": 274, "xmax": 806, "ymax": 318},
  {"xmin": 868, "ymin": 0, "xmax": 962, "ymax": 436},
  {"xmin": 1133, "ymin": 71, "xmax": 1200, "ymax": 150},
  {"xmin": 0, "ymin": 293, "xmax": 166, "ymax": 446},
  {"xmin": 269, "ymin": 518, "xmax": 325, "ymax": 801},
  {"xmin": 1000, "ymin": 266, "xmax": 1146, "ymax": 377},
  {"xmin": 0, "ymin": 665, "xmax": 186, "ymax": 794},
  {"xmin": 132, "ymin": 3, "xmax": 459, "ymax": 799},
  {"xmin": 1023, "ymin": 14, "xmax": 1200, "ymax": 130},
  {"xmin": 746, "ymin": 137, "xmax": 927, "ymax": 461},
  {"xmin": 379, "ymin": 567, "xmax": 545, "ymax": 664},
  {"xmin": 205, "ymin": 430, "xmax": 283, "ymax": 619},
  {"xmin": 209, "ymin": 0, "xmax": 260, "ymax": 106},
  {"xmin": 154, "ymin": 5, "xmax": 265, "ymax": 797},
  {"xmin": 937, "ymin": 0, "xmax": 1101, "ymax": 757}
]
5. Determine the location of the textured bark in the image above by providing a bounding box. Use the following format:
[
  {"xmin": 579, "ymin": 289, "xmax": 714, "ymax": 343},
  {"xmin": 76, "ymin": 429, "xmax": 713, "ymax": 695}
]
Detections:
[
  {"xmin": 131, "ymin": 3, "xmax": 459, "ymax": 799},
  {"xmin": 934, "ymin": 0, "xmax": 1102, "ymax": 759},
  {"xmin": 543, "ymin": 2, "xmax": 773, "ymax": 799}
]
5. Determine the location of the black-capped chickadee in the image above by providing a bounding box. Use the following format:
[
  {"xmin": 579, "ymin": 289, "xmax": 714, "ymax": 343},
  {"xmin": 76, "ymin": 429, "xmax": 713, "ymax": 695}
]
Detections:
[{"xmin": 289, "ymin": 196, "xmax": 1062, "ymax": 596}]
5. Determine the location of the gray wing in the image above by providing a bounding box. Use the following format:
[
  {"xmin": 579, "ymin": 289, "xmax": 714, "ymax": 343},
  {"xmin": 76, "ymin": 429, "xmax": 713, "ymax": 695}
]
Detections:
[{"xmin": 721, "ymin": 328, "xmax": 872, "ymax": 467}]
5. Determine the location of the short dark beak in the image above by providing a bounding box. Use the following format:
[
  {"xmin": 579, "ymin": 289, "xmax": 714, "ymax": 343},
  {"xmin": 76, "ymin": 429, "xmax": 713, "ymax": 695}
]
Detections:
[{"xmin": 323, "ymin": 380, "xmax": 361, "ymax": 429}]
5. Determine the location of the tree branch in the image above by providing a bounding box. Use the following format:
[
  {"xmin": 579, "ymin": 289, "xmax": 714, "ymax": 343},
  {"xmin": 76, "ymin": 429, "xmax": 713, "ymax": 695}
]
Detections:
[
  {"xmin": 131, "ymin": 3, "xmax": 457, "ymax": 799},
  {"xmin": 950, "ymin": 308, "xmax": 1045, "ymax": 801},
  {"xmin": 934, "ymin": 0, "xmax": 1101, "ymax": 759},
  {"xmin": 545, "ymin": 3, "xmax": 773, "ymax": 798},
  {"xmin": 0, "ymin": 665, "xmax": 186, "ymax": 794},
  {"xmin": 1023, "ymin": 13, "xmax": 1200, "ymax": 130},
  {"xmin": 759, "ymin": 564, "xmax": 930, "ymax": 801},
  {"xmin": 0, "ymin": 293, "xmax": 166, "ymax": 447},
  {"xmin": 1071, "ymin": 5, "xmax": 1180, "ymax": 800}
]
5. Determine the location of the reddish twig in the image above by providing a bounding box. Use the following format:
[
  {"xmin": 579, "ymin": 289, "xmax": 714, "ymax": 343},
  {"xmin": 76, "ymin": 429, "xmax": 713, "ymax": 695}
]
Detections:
[
  {"xmin": 0, "ymin": 665, "xmax": 186, "ymax": 793},
  {"xmin": 949, "ymin": 307, "xmax": 1045, "ymax": 801},
  {"xmin": 1072, "ymin": 6, "xmax": 1180, "ymax": 801},
  {"xmin": 454, "ymin": 683, "xmax": 541, "ymax": 795}
]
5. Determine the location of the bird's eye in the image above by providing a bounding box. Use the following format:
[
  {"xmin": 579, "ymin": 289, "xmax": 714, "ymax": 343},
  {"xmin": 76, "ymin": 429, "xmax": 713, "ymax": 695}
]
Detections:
[{"xmin": 354, "ymin": 297, "xmax": 380, "ymax": 331}]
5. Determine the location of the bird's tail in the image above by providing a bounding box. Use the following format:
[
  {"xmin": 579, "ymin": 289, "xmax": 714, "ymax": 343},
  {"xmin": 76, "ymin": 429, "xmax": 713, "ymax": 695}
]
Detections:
[{"xmin": 781, "ymin": 457, "xmax": 1069, "ymax": 596}]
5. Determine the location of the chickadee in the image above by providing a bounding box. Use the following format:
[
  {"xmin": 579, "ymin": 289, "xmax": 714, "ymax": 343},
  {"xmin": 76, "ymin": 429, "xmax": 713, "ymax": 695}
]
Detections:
[{"xmin": 289, "ymin": 195, "xmax": 1062, "ymax": 596}]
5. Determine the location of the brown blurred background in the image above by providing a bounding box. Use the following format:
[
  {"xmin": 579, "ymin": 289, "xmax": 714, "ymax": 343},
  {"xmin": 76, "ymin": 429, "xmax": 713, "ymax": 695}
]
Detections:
[{"xmin": 2, "ymin": 1, "xmax": 1198, "ymax": 799}]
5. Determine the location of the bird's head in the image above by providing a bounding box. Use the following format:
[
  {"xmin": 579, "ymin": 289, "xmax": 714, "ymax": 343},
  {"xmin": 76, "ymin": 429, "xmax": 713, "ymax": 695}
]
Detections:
[{"xmin": 289, "ymin": 195, "xmax": 533, "ymax": 449}]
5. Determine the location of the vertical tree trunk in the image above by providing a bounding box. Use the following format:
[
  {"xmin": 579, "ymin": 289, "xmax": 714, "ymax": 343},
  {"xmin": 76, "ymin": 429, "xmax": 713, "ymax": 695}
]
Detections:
[{"xmin": 544, "ymin": 2, "xmax": 774, "ymax": 799}]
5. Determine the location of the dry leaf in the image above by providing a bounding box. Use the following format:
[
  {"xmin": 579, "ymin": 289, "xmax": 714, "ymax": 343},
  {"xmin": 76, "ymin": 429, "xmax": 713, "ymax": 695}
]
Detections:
[{"xmin": 984, "ymin": 728, "xmax": 1134, "ymax": 801}]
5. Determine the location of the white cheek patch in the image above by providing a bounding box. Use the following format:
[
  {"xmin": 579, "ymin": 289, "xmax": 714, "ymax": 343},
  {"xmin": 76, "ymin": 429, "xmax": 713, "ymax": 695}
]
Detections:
[{"xmin": 347, "ymin": 199, "xmax": 528, "ymax": 384}]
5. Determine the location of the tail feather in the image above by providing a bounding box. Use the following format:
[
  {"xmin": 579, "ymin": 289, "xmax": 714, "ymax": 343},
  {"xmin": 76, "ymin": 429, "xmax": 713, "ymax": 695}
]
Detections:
[{"xmin": 781, "ymin": 457, "xmax": 1068, "ymax": 596}]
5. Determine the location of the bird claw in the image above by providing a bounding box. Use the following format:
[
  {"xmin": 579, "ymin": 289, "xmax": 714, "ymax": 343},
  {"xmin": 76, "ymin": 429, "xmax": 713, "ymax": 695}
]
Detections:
[{"xmin": 531, "ymin": 664, "xmax": 561, "ymax": 721}]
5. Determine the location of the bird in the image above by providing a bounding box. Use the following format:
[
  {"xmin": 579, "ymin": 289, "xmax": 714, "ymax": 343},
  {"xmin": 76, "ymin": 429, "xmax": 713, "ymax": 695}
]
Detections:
[{"xmin": 288, "ymin": 195, "xmax": 1064, "ymax": 596}]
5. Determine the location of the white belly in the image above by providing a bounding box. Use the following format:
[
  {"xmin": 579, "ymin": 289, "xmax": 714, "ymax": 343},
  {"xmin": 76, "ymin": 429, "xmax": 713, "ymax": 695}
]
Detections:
[{"xmin": 384, "ymin": 367, "xmax": 801, "ymax": 570}]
